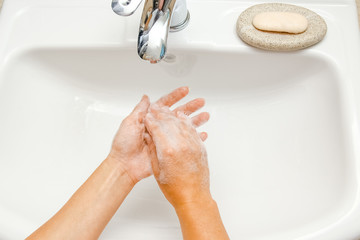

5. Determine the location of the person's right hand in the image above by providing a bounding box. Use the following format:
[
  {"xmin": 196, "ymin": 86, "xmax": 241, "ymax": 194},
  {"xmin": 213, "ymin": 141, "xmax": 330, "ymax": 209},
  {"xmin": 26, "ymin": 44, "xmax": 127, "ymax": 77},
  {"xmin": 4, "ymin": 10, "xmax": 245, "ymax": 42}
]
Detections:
[
  {"xmin": 144, "ymin": 103, "xmax": 211, "ymax": 208},
  {"xmin": 145, "ymin": 92, "xmax": 229, "ymax": 240}
]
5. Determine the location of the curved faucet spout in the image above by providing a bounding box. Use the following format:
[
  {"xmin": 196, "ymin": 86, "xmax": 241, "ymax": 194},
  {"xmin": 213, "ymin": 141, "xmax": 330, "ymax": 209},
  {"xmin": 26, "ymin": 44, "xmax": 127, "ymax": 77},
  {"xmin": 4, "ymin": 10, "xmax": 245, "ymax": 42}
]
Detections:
[
  {"xmin": 137, "ymin": 0, "xmax": 189, "ymax": 63},
  {"xmin": 112, "ymin": 0, "xmax": 144, "ymax": 16},
  {"xmin": 111, "ymin": 0, "xmax": 189, "ymax": 63}
]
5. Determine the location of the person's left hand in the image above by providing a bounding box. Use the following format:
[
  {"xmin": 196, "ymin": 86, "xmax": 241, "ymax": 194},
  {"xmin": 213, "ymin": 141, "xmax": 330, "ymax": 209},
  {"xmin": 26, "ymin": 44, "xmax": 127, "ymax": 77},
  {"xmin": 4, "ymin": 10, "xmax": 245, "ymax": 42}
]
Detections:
[
  {"xmin": 108, "ymin": 94, "xmax": 153, "ymax": 184},
  {"xmin": 108, "ymin": 87, "xmax": 209, "ymax": 184}
]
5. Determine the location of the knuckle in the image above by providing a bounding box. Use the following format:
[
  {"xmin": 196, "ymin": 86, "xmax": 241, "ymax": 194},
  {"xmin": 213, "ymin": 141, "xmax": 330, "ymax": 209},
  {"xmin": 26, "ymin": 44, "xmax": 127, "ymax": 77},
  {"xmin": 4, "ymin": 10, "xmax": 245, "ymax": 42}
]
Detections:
[
  {"xmin": 179, "ymin": 144, "xmax": 190, "ymax": 153},
  {"xmin": 163, "ymin": 147, "xmax": 175, "ymax": 156}
]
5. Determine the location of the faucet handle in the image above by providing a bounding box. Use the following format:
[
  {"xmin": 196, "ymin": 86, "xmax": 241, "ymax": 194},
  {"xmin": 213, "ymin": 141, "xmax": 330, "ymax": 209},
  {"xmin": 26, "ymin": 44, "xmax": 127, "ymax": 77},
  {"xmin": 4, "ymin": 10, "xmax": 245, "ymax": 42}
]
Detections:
[{"xmin": 112, "ymin": 0, "xmax": 143, "ymax": 16}]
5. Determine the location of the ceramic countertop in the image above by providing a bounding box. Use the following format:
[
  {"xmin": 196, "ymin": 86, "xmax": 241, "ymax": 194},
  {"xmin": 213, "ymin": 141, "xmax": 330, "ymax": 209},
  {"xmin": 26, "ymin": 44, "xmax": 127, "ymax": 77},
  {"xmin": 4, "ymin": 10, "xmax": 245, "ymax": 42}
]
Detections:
[{"xmin": 0, "ymin": 0, "xmax": 358, "ymax": 26}]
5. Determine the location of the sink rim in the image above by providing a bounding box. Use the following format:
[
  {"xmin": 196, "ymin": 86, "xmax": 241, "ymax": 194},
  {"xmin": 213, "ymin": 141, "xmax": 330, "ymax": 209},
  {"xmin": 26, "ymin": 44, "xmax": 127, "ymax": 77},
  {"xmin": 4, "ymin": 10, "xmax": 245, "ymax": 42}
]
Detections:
[
  {"xmin": 0, "ymin": 44, "xmax": 359, "ymax": 239},
  {"xmin": 0, "ymin": 0, "xmax": 360, "ymax": 239}
]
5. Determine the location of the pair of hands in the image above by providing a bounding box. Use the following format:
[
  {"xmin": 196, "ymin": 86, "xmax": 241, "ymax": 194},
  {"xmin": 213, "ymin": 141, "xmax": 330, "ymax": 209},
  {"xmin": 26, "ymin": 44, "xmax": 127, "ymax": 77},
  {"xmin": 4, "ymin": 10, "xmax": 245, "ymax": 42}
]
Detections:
[
  {"xmin": 108, "ymin": 87, "xmax": 211, "ymax": 208},
  {"xmin": 26, "ymin": 86, "xmax": 228, "ymax": 240}
]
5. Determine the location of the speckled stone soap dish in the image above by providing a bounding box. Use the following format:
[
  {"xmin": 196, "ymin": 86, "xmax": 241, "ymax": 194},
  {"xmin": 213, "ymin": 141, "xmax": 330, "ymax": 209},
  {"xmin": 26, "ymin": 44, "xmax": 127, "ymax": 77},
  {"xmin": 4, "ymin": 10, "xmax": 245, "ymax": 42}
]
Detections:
[{"xmin": 237, "ymin": 3, "xmax": 327, "ymax": 51}]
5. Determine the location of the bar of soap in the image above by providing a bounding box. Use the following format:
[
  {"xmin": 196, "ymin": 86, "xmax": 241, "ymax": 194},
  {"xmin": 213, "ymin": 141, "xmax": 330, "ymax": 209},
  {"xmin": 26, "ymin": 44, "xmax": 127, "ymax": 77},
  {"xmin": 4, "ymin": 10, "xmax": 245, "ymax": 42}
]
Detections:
[
  {"xmin": 252, "ymin": 12, "xmax": 308, "ymax": 34},
  {"xmin": 237, "ymin": 3, "xmax": 327, "ymax": 51}
]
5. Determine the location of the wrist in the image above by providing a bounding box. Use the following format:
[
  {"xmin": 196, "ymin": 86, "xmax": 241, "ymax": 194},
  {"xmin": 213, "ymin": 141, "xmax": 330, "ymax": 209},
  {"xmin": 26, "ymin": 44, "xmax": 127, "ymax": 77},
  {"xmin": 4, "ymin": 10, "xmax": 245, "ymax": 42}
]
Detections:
[
  {"xmin": 104, "ymin": 155, "xmax": 136, "ymax": 187},
  {"xmin": 173, "ymin": 192, "xmax": 215, "ymax": 212},
  {"xmin": 174, "ymin": 195, "xmax": 229, "ymax": 240}
]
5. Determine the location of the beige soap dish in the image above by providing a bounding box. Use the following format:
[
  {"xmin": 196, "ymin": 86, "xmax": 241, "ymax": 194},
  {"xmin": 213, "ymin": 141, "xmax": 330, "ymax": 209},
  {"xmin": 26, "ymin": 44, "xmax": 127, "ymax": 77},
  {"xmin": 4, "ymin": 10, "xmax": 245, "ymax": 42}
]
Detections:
[{"xmin": 236, "ymin": 3, "xmax": 327, "ymax": 51}]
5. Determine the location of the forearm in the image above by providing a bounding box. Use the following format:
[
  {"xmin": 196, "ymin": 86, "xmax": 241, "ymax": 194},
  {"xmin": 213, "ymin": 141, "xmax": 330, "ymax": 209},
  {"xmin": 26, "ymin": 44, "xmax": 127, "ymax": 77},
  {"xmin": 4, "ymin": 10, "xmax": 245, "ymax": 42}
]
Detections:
[
  {"xmin": 175, "ymin": 197, "xmax": 230, "ymax": 240},
  {"xmin": 27, "ymin": 156, "xmax": 135, "ymax": 240}
]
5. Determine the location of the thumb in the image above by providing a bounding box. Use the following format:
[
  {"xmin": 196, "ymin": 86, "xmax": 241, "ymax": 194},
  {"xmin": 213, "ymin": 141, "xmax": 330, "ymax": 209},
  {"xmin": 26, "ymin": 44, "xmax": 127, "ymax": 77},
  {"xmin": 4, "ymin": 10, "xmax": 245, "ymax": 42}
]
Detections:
[
  {"xmin": 131, "ymin": 95, "xmax": 150, "ymax": 119},
  {"xmin": 144, "ymin": 131, "xmax": 160, "ymax": 177}
]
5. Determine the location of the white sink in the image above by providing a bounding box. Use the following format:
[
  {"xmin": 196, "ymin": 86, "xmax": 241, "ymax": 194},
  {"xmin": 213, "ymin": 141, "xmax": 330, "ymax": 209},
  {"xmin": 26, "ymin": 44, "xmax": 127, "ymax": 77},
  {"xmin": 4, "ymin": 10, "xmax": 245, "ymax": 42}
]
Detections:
[{"xmin": 0, "ymin": 0, "xmax": 360, "ymax": 239}]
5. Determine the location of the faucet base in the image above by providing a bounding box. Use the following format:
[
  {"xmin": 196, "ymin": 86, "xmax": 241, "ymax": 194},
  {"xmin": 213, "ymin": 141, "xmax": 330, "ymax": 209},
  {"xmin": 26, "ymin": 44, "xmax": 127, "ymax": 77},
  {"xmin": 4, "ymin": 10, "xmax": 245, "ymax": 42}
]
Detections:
[{"xmin": 170, "ymin": 11, "xmax": 190, "ymax": 32}]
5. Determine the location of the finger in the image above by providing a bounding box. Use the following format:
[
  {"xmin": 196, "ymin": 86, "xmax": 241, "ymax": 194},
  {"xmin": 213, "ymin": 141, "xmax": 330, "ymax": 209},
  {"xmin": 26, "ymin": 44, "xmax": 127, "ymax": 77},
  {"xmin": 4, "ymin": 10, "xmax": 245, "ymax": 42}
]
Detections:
[
  {"xmin": 149, "ymin": 103, "xmax": 174, "ymax": 121},
  {"xmin": 131, "ymin": 95, "xmax": 150, "ymax": 120},
  {"xmin": 144, "ymin": 132, "xmax": 160, "ymax": 176},
  {"xmin": 144, "ymin": 114, "xmax": 171, "ymax": 169},
  {"xmin": 144, "ymin": 131, "xmax": 158, "ymax": 158},
  {"xmin": 175, "ymin": 110, "xmax": 188, "ymax": 120},
  {"xmin": 144, "ymin": 132, "xmax": 156, "ymax": 157},
  {"xmin": 199, "ymin": 132, "xmax": 208, "ymax": 141},
  {"xmin": 192, "ymin": 112, "xmax": 210, "ymax": 127},
  {"xmin": 144, "ymin": 113, "xmax": 167, "ymax": 141},
  {"xmin": 155, "ymin": 86, "xmax": 189, "ymax": 107},
  {"xmin": 173, "ymin": 98, "xmax": 205, "ymax": 116},
  {"xmin": 144, "ymin": 131, "xmax": 157, "ymax": 158}
]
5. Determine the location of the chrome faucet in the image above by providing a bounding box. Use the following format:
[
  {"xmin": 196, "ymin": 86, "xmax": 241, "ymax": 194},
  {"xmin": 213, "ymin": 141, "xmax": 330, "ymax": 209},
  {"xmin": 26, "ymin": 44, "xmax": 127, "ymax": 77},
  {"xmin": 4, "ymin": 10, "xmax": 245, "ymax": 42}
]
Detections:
[{"xmin": 112, "ymin": 0, "xmax": 190, "ymax": 63}]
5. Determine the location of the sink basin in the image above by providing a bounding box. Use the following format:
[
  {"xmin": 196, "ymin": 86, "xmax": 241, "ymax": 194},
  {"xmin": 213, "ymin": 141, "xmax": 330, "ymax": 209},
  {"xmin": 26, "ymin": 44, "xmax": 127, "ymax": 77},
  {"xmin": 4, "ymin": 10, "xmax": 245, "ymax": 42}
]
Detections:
[{"xmin": 0, "ymin": 0, "xmax": 360, "ymax": 239}]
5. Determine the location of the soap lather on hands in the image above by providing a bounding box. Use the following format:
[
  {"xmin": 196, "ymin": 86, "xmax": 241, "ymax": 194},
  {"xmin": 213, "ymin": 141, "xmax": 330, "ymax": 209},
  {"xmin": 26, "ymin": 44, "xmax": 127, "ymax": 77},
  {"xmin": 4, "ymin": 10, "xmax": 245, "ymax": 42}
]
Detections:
[
  {"xmin": 138, "ymin": 86, "xmax": 212, "ymax": 208},
  {"xmin": 26, "ymin": 86, "xmax": 229, "ymax": 240},
  {"xmin": 109, "ymin": 86, "xmax": 209, "ymax": 184},
  {"xmin": 110, "ymin": 85, "xmax": 213, "ymax": 207},
  {"xmin": 141, "ymin": 88, "xmax": 228, "ymax": 240},
  {"xmin": 141, "ymin": 87, "xmax": 229, "ymax": 240},
  {"xmin": 145, "ymin": 103, "xmax": 211, "ymax": 207}
]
